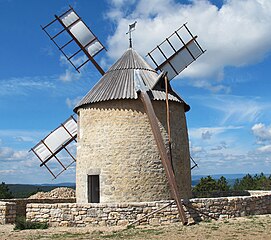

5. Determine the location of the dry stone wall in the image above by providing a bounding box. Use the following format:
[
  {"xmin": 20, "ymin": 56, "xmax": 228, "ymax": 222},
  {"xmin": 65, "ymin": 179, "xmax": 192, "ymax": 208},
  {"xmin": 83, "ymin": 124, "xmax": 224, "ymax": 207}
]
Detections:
[
  {"xmin": 0, "ymin": 201, "xmax": 16, "ymax": 224},
  {"xmin": 26, "ymin": 192, "xmax": 271, "ymax": 227},
  {"xmin": 0, "ymin": 198, "xmax": 75, "ymax": 221}
]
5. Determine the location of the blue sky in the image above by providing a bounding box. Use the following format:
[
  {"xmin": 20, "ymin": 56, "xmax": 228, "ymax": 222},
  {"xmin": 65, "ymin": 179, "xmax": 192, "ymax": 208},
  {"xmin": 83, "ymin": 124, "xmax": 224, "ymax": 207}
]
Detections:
[{"xmin": 1, "ymin": 0, "xmax": 271, "ymax": 184}]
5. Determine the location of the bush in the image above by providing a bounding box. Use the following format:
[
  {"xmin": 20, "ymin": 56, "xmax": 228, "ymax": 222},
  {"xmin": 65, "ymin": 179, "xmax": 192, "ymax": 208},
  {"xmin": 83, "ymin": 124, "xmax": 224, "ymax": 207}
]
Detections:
[
  {"xmin": 0, "ymin": 182, "xmax": 13, "ymax": 199},
  {"xmin": 233, "ymin": 173, "xmax": 271, "ymax": 190},
  {"xmin": 193, "ymin": 176, "xmax": 230, "ymax": 193},
  {"xmin": 14, "ymin": 216, "xmax": 48, "ymax": 230},
  {"xmin": 192, "ymin": 173, "xmax": 271, "ymax": 198}
]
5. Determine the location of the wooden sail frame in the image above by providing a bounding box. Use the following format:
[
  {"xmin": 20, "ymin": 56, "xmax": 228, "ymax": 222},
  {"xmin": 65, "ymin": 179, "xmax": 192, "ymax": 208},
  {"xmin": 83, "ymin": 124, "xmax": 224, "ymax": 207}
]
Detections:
[
  {"xmin": 30, "ymin": 115, "xmax": 77, "ymax": 179},
  {"xmin": 41, "ymin": 5, "xmax": 105, "ymax": 74},
  {"xmin": 146, "ymin": 23, "xmax": 205, "ymax": 81}
]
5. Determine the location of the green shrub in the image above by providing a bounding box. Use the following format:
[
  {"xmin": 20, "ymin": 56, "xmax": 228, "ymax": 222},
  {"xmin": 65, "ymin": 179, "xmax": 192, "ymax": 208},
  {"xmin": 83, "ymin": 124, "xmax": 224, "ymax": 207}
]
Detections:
[
  {"xmin": 233, "ymin": 173, "xmax": 271, "ymax": 190},
  {"xmin": 0, "ymin": 182, "xmax": 13, "ymax": 199},
  {"xmin": 14, "ymin": 216, "xmax": 48, "ymax": 230},
  {"xmin": 193, "ymin": 176, "xmax": 230, "ymax": 193}
]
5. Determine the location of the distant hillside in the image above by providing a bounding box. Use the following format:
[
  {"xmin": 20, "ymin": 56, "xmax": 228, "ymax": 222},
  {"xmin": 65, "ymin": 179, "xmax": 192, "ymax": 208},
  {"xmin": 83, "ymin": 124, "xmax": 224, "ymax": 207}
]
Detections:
[
  {"xmin": 192, "ymin": 174, "xmax": 248, "ymax": 181},
  {"xmin": 5, "ymin": 173, "xmax": 270, "ymax": 198},
  {"xmin": 7, "ymin": 183, "xmax": 75, "ymax": 198}
]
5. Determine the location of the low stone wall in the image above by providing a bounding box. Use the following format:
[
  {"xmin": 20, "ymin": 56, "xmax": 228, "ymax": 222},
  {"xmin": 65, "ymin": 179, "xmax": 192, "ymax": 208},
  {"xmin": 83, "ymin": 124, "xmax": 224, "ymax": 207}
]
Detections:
[
  {"xmin": 0, "ymin": 198, "xmax": 76, "ymax": 223},
  {"xmin": 0, "ymin": 201, "xmax": 16, "ymax": 224},
  {"xmin": 186, "ymin": 193, "xmax": 271, "ymax": 221},
  {"xmin": 26, "ymin": 192, "xmax": 271, "ymax": 227}
]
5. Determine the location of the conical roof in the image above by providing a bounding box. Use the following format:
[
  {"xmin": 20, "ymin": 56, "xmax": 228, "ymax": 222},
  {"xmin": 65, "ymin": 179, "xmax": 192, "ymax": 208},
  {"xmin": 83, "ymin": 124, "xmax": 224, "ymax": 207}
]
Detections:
[{"xmin": 74, "ymin": 48, "xmax": 189, "ymax": 112}]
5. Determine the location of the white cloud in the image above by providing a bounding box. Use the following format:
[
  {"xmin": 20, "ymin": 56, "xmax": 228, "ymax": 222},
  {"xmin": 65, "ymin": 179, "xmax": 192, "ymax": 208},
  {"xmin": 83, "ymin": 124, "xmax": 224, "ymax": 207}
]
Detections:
[
  {"xmin": 193, "ymin": 94, "xmax": 270, "ymax": 124},
  {"xmin": 252, "ymin": 123, "xmax": 271, "ymax": 152},
  {"xmin": 252, "ymin": 123, "xmax": 271, "ymax": 141},
  {"xmin": 0, "ymin": 76, "xmax": 56, "ymax": 96},
  {"xmin": 0, "ymin": 170, "xmax": 17, "ymax": 174},
  {"xmin": 189, "ymin": 125, "xmax": 243, "ymax": 139},
  {"xmin": 41, "ymin": 45, "xmax": 54, "ymax": 56},
  {"xmin": 190, "ymin": 145, "xmax": 204, "ymax": 155},
  {"xmin": 66, "ymin": 96, "xmax": 82, "ymax": 109},
  {"xmin": 0, "ymin": 147, "xmax": 13, "ymax": 159},
  {"xmin": 0, "ymin": 139, "xmax": 76, "ymax": 183},
  {"xmin": 105, "ymin": 0, "xmax": 271, "ymax": 91},
  {"xmin": 14, "ymin": 136, "xmax": 34, "ymax": 142},
  {"xmin": 201, "ymin": 130, "xmax": 212, "ymax": 140},
  {"xmin": 59, "ymin": 55, "xmax": 83, "ymax": 82},
  {"xmin": 190, "ymin": 143, "xmax": 271, "ymax": 175},
  {"xmin": 257, "ymin": 145, "xmax": 271, "ymax": 153},
  {"xmin": 0, "ymin": 146, "xmax": 29, "ymax": 161},
  {"xmin": 0, "ymin": 129, "xmax": 47, "ymax": 143},
  {"xmin": 59, "ymin": 69, "xmax": 80, "ymax": 82}
]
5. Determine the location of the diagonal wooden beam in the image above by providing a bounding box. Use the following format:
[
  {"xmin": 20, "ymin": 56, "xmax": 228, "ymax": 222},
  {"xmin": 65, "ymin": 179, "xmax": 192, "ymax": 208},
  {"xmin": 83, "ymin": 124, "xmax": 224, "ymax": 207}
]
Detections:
[{"xmin": 139, "ymin": 91, "xmax": 188, "ymax": 225}]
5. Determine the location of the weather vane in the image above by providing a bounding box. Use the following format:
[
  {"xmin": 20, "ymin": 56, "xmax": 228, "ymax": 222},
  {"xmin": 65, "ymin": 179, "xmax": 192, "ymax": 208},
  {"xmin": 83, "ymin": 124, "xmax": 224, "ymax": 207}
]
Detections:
[{"xmin": 126, "ymin": 21, "xmax": 137, "ymax": 48}]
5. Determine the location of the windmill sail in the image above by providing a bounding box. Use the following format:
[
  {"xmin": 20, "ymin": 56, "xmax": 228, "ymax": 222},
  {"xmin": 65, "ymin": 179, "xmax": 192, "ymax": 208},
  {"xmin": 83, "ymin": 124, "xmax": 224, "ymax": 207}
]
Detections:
[
  {"xmin": 30, "ymin": 115, "xmax": 77, "ymax": 178},
  {"xmin": 41, "ymin": 6, "xmax": 105, "ymax": 74},
  {"xmin": 147, "ymin": 23, "xmax": 205, "ymax": 81}
]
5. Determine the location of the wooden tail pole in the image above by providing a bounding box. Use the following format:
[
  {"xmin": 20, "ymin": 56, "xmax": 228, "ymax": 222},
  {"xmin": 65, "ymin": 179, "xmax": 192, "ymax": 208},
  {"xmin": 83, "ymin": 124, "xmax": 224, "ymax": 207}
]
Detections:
[
  {"xmin": 164, "ymin": 74, "xmax": 174, "ymax": 170},
  {"xmin": 139, "ymin": 91, "xmax": 188, "ymax": 225}
]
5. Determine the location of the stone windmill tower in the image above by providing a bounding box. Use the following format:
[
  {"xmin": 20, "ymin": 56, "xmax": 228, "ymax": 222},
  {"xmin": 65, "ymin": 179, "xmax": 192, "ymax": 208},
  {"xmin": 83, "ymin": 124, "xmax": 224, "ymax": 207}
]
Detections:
[
  {"xmin": 31, "ymin": 6, "xmax": 204, "ymax": 225},
  {"xmin": 73, "ymin": 47, "xmax": 191, "ymax": 203}
]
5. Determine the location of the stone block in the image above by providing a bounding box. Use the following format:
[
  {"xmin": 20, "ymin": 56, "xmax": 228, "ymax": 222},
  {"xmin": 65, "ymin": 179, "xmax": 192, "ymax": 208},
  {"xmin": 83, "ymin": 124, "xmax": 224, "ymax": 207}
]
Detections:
[
  {"xmin": 149, "ymin": 218, "xmax": 160, "ymax": 225},
  {"xmin": 108, "ymin": 212, "xmax": 120, "ymax": 220}
]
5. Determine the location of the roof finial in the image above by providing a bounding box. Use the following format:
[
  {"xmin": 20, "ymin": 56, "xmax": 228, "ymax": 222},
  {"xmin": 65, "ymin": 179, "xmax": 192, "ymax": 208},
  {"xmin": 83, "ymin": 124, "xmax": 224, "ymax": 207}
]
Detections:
[{"xmin": 126, "ymin": 21, "xmax": 137, "ymax": 48}]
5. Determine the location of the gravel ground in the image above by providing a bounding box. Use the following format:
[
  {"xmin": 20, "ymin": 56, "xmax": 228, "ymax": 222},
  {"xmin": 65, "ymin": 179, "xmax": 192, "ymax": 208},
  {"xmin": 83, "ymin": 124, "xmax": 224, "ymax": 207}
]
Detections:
[
  {"xmin": 1, "ymin": 214, "xmax": 271, "ymax": 240},
  {"xmin": 28, "ymin": 187, "xmax": 75, "ymax": 199}
]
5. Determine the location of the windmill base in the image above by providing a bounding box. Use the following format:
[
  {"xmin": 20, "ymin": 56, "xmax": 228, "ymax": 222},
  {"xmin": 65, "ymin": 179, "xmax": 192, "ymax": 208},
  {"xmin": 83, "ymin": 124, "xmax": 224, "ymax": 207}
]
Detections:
[{"xmin": 22, "ymin": 191, "xmax": 271, "ymax": 227}]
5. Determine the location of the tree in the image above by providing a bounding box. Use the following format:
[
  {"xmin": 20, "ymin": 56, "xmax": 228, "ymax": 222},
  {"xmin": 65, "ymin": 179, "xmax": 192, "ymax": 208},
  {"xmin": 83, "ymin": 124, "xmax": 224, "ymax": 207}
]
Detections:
[
  {"xmin": 255, "ymin": 173, "xmax": 271, "ymax": 190},
  {"xmin": 193, "ymin": 176, "xmax": 219, "ymax": 192},
  {"xmin": 217, "ymin": 176, "xmax": 230, "ymax": 191},
  {"xmin": 0, "ymin": 182, "xmax": 13, "ymax": 199},
  {"xmin": 233, "ymin": 174, "xmax": 255, "ymax": 190},
  {"xmin": 192, "ymin": 176, "xmax": 232, "ymax": 198},
  {"xmin": 233, "ymin": 173, "xmax": 271, "ymax": 191}
]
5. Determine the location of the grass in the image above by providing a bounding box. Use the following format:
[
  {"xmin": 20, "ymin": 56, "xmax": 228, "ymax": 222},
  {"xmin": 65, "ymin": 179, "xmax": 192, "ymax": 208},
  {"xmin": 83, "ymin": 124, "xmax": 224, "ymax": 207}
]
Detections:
[
  {"xmin": 100, "ymin": 227, "xmax": 164, "ymax": 239},
  {"xmin": 14, "ymin": 216, "xmax": 48, "ymax": 230},
  {"xmin": 210, "ymin": 225, "xmax": 219, "ymax": 230},
  {"xmin": 25, "ymin": 232, "xmax": 91, "ymax": 240},
  {"xmin": 3, "ymin": 214, "xmax": 271, "ymax": 240},
  {"xmin": 50, "ymin": 232, "xmax": 90, "ymax": 239},
  {"xmin": 22, "ymin": 227, "xmax": 165, "ymax": 240}
]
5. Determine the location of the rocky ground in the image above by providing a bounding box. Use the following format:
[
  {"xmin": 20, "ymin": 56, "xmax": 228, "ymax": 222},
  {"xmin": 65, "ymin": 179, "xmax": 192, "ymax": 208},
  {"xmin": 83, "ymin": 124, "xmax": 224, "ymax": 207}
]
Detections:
[
  {"xmin": 28, "ymin": 187, "xmax": 76, "ymax": 199},
  {"xmin": 1, "ymin": 214, "xmax": 271, "ymax": 239}
]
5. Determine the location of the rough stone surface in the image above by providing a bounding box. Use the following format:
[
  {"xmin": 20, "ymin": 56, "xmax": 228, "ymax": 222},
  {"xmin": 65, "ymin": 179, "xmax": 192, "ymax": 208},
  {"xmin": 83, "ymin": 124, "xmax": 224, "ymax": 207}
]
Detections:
[
  {"xmin": 28, "ymin": 188, "xmax": 75, "ymax": 199},
  {"xmin": 25, "ymin": 192, "xmax": 271, "ymax": 227},
  {"xmin": 0, "ymin": 201, "xmax": 16, "ymax": 224},
  {"xmin": 0, "ymin": 198, "xmax": 76, "ymax": 221},
  {"xmin": 76, "ymin": 99, "xmax": 191, "ymax": 203}
]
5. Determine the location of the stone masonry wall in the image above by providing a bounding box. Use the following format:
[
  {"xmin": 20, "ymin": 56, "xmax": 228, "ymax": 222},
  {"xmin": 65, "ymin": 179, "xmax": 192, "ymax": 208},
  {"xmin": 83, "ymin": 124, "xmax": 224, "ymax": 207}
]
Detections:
[
  {"xmin": 0, "ymin": 198, "xmax": 76, "ymax": 219},
  {"xmin": 0, "ymin": 201, "xmax": 16, "ymax": 224},
  {"xmin": 26, "ymin": 192, "xmax": 271, "ymax": 227},
  {"xmin": 76, "ymin": 99, "xmax": 191, "ymax": 203}
]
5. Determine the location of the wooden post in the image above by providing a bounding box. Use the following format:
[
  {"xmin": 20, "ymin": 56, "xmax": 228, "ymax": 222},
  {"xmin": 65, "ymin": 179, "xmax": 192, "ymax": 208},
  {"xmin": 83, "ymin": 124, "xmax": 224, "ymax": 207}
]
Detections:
[{"xmin": 139, "ymin": 91, "xmax": 188, "ymax": 225}]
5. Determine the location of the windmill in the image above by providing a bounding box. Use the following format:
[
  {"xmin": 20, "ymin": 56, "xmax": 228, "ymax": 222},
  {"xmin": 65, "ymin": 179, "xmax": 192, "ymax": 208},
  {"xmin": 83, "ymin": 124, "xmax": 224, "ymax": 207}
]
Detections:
[{"xmin": 31, "ymin": 5, "xmax": 205, "ymax": 225}]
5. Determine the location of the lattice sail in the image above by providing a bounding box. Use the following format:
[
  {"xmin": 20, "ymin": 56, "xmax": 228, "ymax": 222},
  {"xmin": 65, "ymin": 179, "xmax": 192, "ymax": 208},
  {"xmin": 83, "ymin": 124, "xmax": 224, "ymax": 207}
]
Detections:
[
  {"xmin": 147, "ymin": 23, "xmax": 205, "ymax": 81},
  {"xmin": 41, "ymin": 5, "xmax": 105, "ymax": 74},
  {"xmin": 30, "ymin": 115, "xmax": 77, "ymax": 178}
]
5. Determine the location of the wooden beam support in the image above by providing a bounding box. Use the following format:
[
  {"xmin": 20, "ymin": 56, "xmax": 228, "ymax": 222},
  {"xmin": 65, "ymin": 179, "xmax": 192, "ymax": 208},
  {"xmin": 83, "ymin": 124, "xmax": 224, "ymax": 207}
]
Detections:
[{"xmin": 139, "ymin": 91, "xmax": 188, "ymax": 225}]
